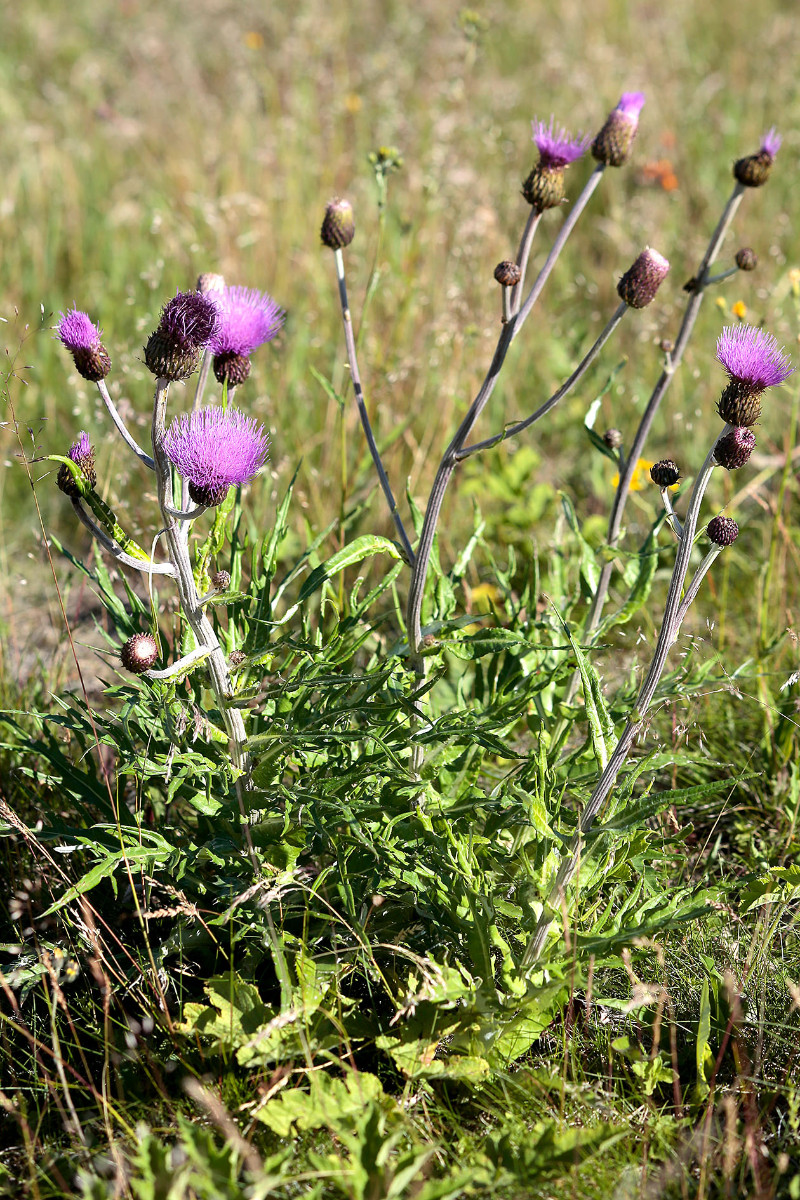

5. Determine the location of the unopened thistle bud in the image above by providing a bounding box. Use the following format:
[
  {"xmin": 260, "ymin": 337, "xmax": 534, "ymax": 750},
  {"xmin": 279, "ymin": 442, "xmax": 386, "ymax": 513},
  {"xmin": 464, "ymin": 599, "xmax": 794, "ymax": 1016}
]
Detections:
[
  {"xmin": 229, "ymin": 650, "xmax": 247, "ymax": 668},
  {"xmin": 617, "ymin": 248, "xmax": 670, "ymax": 309},
  {"xmin": 57, "ymin": 432, "xmax": 97, "ymax": 498},
  {"xmin": 707, "ymin": 516, "xmax": 739, "ymax": 547},
  {"xmin": 494, "ymin": 261, "xmax": 521, "ymax": 287},
  {"xmin": 56, "ymin": 310, "xmax": 112, "ymax": 382},
  {"xmin": 603, "ymin": 428, "xmax": 623, "ymax": 450},
  {"xmin": 733, "ymin": 127, "xmax": 781, "ymax": 188},
  {"xmin": 197, "ymin": 272, "xmax": 225, "ymax": 295},
  {"xmin": 650, "ymin": 459, "xmax": 680, "ymax": 487},
  {"xmin": 211, "ymin": 570, "xmax": 231, "ymax": 591},
  {"xmin": 714, "ymin": 427, "xmax": 756, "ymax": 470},
  {"xmin": 716, "ymin": 325, "xmax": 794, "ymax": 426},
  {"xmin": 591, "ymin": 92, "xmax": 645, "ymax": 167},
  {"xmin": 144, "ymin": 291, "xmax": 220, "ymax": 382},
  {"xmin": 120, "ymin": 633, "xmax": 159, "ymax": 674},
  {"xmin": 321, "ymin": 199, "xmax": 355, "ymax": 250},
  {"xmin": 735, "ymin": 248, "xmax": 758, "ymax": 272},
  {"xmin": 522, "ymin": 117, "xmax": 590, "ymax": 211}
]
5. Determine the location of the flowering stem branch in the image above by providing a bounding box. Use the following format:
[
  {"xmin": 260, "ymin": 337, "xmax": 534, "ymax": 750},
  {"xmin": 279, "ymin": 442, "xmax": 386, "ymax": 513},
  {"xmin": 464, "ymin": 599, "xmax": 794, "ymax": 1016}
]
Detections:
[
  {"xmin": 660, "ymin": 488, "xmax": 684, "ymax": 540},
  {"xmin": 333, "ymin": 248, "xmax": 415, "ymax": 566},
  {"xmin": 522, "ymin": 436, "xmax": 721, "ymax": 968},
  {"xmin": 458, "ymin": 301, "xmax": 628, "ymax": 459},
  {"xmin": 145, "ymin": 647, "xmax": 211, "ymax": 680},
  {"xmin": 96, "ymin": 380, "xmax": 155, "ymax": 470},
  {"xmin": 70, "ymin": 499, "xmax": 176, "ymax": 576},
  {"xmin": 581, "ymin": 183, "xmax": 744, "ymax": 643},
  {"xmin": 509, "ymin": 210, "xmax": 542, "ymax": 316}
]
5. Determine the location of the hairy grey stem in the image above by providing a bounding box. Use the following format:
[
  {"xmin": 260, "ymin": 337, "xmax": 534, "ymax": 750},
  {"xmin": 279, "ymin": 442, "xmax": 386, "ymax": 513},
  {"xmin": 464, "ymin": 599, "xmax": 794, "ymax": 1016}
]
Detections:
[
  {"xmin": 509, "ymin": 209, "xmax": 542, "ymax": 316},
  {"xmin": 703, "ymin": 266, "xmax": 739, "ymax": 286},
  {"xmin": 660, "ymin": 488, "xmax": 684, "ymax": 540},
  {"xmin": 145, "ymin": 647, "xmax": 210, "ymax": 680},
  {"xmin": 523, "ymin": 436, "xmax": 722, "ymax": 967},
  {"xmin": 581, "ymin": 183, "xmax": 744, "ymax": 642},
  {"xmin": 675, "ymin": 546, "xmax": 722, "ymax": 626},
  {"xmin": 96, "ymin": 379, "xmax": 155, "ymax": 470},
  {"xmin": 164, "ymin": 503, "xmax": 207, "ymax": 520},
  {"xmin": 151, "ymin": 380, "xmax": 250, "ymax": 782},
  {"xmin": 407, "ymin": 168, "xmax": 609, "ymax": 667},
  {"xmin": 70, "ymin": 498, "xmax": 176, "ymax": 576},
  {"xmin": 458, "ymin": 301, "xmax": 628, "ymax": 459},
  {"xmin": 333, "ymin": 247, "xmax": 415, "ymax": 566}
]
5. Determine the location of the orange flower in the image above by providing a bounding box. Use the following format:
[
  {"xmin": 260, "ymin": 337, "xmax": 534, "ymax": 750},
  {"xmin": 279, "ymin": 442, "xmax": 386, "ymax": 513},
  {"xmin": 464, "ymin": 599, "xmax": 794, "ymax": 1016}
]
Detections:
[{"xmin": 731, "ymin": 300, "xmax": 747, "ymax": 321}]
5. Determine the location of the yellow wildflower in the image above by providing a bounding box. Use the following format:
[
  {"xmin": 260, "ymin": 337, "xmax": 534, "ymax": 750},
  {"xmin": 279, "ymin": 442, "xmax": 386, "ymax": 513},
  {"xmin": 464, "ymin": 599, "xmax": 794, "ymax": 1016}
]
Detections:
[
  {"xmin": 612, "ymin": 458, "xmax": 653, "ymax": 492},
  {"xmin": 731, "ymin": 300, "xmax": 747, "ymax": 320},
  {"xmin": 244, "ymin": 31, "xmax": 264, "ymax": 49}
]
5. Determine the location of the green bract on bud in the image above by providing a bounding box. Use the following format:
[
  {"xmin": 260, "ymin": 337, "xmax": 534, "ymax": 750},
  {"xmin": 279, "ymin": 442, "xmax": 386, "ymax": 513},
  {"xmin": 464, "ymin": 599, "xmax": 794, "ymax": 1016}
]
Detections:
[
  {"xmin": 591, "ymin": 92, "xmax": 645, "ymax": 167},
  {"xmin": 321, "ymin": 199, "xmax": 355, "ymax": 250},
  {"xmin": 211, "ymin": 570, "xmax": 231, "ymax": 591},
  {"xmin": 56, "ymin": 432, "xmax": 97, "ymax": 499},
  {"xmin": 603, "ymin": 428, "xmax": 623, "ymax": 450},
  {"xmin": 521, "ymin": 164, "xmax": 565, "ymax": 211},
  {"xmin": 494, "ymin": 260, "xmax": 521, "ymax": 287},
  {"xmin": 144, "ymin": 331, "xmax": 201, "ymax": 382},
  {"xmin": 714, "ymin": 427, "xmax": 756, "ymax": 470},
  {"xmin": 120, "ymin": 633, "xmax": 159, "ymax": 674},
  {"xmin": 617, "ymin": 248, "xmax": 670, "ymax": 309},
  {"xmin": 735, "ymin": 248, "xmax": 758, "ymax": 272},
  {"xmin": 650, "ymin": 459, "xmax": 680, "ymax": 488},
  {"xmin": 717, "ymin": 384, "xmax": 762, "ymax": 427},
  {"xmin": 707, "ymin": 516, "xmax": 739, "ymax": 547}
]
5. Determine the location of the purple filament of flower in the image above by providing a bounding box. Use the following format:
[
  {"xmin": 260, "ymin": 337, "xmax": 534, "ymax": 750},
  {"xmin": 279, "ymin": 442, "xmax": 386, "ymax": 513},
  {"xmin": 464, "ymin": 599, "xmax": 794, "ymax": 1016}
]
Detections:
[
  {"xmin": 531, "ymin": 116, "xmax": 590, "ymax": 168},
  {"xmin": 57, "ymin": 310, "xmax": 101, "ymax": 352},
  {"xmin": 163, "ymin": 407, "xmax": 269, "ymax": 491},
  {"xmin": 69, "ymin": 431, "xmax": 93, "ymax": 464},
  {"xmin": 716, "ymin": 325, "xmax": 794, "ymax": 391},
  {"xmin": 615, "ymin": 92, "xmax": 646, "ymax": 123},
  {"xmin": 158, "ymin": 291, "xmax": 220, "ymax": 350},
  {"xmin": 209, "ymin": 286, "xmax": 285, "ymax": 357},
  {"xmin": 761, "ymin": 126, "xmax": 781, "ymax": 159}
]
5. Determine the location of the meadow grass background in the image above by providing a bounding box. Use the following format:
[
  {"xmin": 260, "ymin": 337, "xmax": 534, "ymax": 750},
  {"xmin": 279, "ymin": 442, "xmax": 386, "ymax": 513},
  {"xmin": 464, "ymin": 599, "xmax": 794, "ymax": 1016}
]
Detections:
[{"xmin": 2, "ymin": 0, "xmax": 800, "ymax": 1196}]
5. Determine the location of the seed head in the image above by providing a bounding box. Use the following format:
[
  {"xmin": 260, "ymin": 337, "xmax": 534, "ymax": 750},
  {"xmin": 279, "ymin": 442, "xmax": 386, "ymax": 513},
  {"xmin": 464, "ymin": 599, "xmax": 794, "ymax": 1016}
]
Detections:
[
  {"xmin": 603, "ymin": 428, "xmax": 623, "ymax": 450},
  {"xmin": 57, "ymin": 310, "xmax": 112, "ymax": 381},
  {"xmin": 733, "ymin": 127, "xmax": 781, "ymax": 187},
  {"xmin": 57, "ymin": 431, "xmax": 97, "ymax": 498},
  {"xmin": 650, "ymin": 459, "xmax": 680, "ymax": 488},
  {"xmin": 716, "ymin": 325, "xmax": 794, "ymax": 425},
  {"xmin": 494, "ymin": 261, "xmax": 521, "ymax": 287},
  {"xmin": 321, "ymin": 199, "xmax": 355, "ymax": 250},
  {"xmin": 592, "ymin": 91, "xmax": 646, "ymax": 167},
  {"xmin": 120, "ymin": 633, "xmax": 159, "ymax": 674},
  {"xmin": 714, "ymin": 427, "xmax": 756, "ymax": 471},
  {"xmin": 163, "ymin": 407, "xmax": 269, "ymax": 508},
  {"xmin": 707, "ymin": 516, "xmax": 739, "ymax": 547},
  {"xmin": 735, "ymin": 248, "xmax": 758, "ymax": 272},
  {"xmin": 617, "ymin": 247, "xmax": 670, "ymax": 309}
]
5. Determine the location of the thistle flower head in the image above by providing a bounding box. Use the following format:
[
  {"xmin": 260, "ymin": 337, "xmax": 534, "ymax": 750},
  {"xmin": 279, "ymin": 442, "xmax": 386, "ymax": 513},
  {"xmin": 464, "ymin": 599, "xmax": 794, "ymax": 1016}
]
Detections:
[
  {"xmin": 734, "ymin": 127, "xmax": 781, "ymax": 187},
  {"xmin": 209, "ymin": 287, "xmax": 285, "ymax": 358},
  {"xmin": 716, "ymin": 325, "xmax": 794, "ymax": 391},
  {"xmin": 121, "ymin": 633, "xmax": 159, "ymax": 674},
  {"xmin": 163, "ymin": 407, "xmax": 269, "ymax": 507},
  {"xmin": 707, "ymin": 516, "xmax": 739, "ymax": 547},
  {"xmin": 57, "ymin": 430, "xmax": 97, "ymax": 498},
  {"xmin": 157, "ymin": 291, "xmax": 219, "ymax": 351},
  {"xmin": 57, "ymin": 310, "xmax": 112, "ymax": 381},
  {"xmin": 592, "ymin": 92, "xmax": 645, "ymax": 167},
  {"xmin": 650, "ymin": 459, "xmax": 680, "ymax": 488},
  {"xmin": 531, "ymin": 116, "xmax": 590, "ymax": 168},
  {"xmin": 57, "ymin": 310, "xmax": 102, "ymax": 352}
]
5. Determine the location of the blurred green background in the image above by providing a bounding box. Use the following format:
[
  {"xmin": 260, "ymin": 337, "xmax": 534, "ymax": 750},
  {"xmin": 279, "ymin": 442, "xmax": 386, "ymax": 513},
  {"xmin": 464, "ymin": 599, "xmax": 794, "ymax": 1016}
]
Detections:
[{"xmin": 1, "ymin": 0, "xmax": 798, "ymax": 675}]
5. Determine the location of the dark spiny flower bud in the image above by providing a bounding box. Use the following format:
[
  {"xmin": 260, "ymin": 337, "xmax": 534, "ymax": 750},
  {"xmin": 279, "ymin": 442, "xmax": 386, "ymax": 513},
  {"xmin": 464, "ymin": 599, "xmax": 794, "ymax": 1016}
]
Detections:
[
  {"xmin": 213, "ymin": 352, "xmax": 251, "ymax": 386},
  {"xmin": 197, "ymin": 272, "xmax": 225, "ymax": 295},
  {"xmin": 321, "ymin": 199, "xmax": 355, "ymax": 249},
  {"xmin": 521, "ymin": 163, "xmax": 565, "ymax": 211},
  {"xmin": 211, "ymin": 570, "xmax": 231, "ymax": 591},
  {"xmin": 145, "ymin": 291, "xmax": 220, "ymax": 381},
  {"xmin": 707, "ymin": 516, "xmax": 739, "ymax": 547},
  {"xmin": 735, "ymin": 248, "xmax": 758, "ymax": 272},
  {"xmin": 121, "ymin": 633, "xmax": 159, "ymax": 674},
  {"xmin": 717, "ymin": 384, "xmax": 762, "ymax": 427},
  {"xmin": 617, "ymin": 248, "xmax": 670, "ymax": 308},
  {"xmin": 603, "ymin": 428, "xmax": 623, "ymax": 449},
  {"xmin": 733, "ymin": 128, "xmax": 781, "ymax": 188},
  {"xmin": 660, "ymin": 338, "xmax": 674, "ymax": 354},
  {"xmin": 650, "ymin": 459, "xmax": 680, "ymax": 487},
  {"xmin": 229, "ymin": 650, "xmax": 247, "ymax": 668},
  {"xmin": 591, "ymin": 92, "xmax": 645, "ymax": 167},
  {"xmin": 57, "ymin": 432, "xmax": 97, "ymax": 498},
  {"xmin": 494, "ymin": 260, "xmax": 521, "ymax": 287},
  {"xmin": 714, "ymin": 427, "xmax": 756, "ymax": 470},
  {"xmin": 56, "ymin": 311, "xmax": 112, "ymax": 381}
]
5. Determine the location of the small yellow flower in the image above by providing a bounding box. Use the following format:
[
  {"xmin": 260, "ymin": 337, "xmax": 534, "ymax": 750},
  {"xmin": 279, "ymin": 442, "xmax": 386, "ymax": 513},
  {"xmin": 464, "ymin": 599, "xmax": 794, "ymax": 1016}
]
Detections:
[
  {"xmin": 244, "ymin": 30, "xmax": 264, "ymax": 49},
  {"xmin": 715, "ymin": 297, "xmax": 727, "ymax": 311},
  {"xmin": 612, "ymin": 458, "xmax": 653, "ymax": 492},
  {"xmin": 731, "ymin": 300, "xmax": 747, "ymax": 320},
  {"xmin": 788, "ymin": 267, "xmax": 800, "ymax": 298},
  {"xmin": 344, "ymin": 93, "xmax": 363, "ymax": 114}
]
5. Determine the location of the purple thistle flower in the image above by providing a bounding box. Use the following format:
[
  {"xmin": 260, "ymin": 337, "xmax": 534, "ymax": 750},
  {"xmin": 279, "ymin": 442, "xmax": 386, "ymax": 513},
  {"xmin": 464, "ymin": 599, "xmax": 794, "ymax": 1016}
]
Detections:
[
  {"xmin": 209, "ymin": 287, "xmax": 284, "ymax": 357},
  {"xmin": 158, "ymin": 291, "xmax": 220, "ymax": 351},
  {"xmin": 592, "ymin": 92, "xmax": 645, "ymax": 167},
  {"xmin": 57, "ymin": 430, "xmax": 97, "ymax": 498},
  {"xmin": 163, "ymin": 407, "xmax": 269, "ymax": 507},
  {"xmin": 69, "ymin": 431, "xmax": 93, "ymax": 465},
  {"xmin": 761, "ymin": 126, "xmax": 781, "ymax": 160},
  {"xmin": 57, "ymin": 310, "xmax": 102, "ymax": 352},
  {"xmin": 615, "ymin": 92, "xmax": 646, "ymax": 124},
  {"xmin": 716, "ymin": 325, "xmax": 794, "ymax": 391},
  {"xmin": 531, "ymin": 117, "xmax": 590, "ymax": 168}
]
